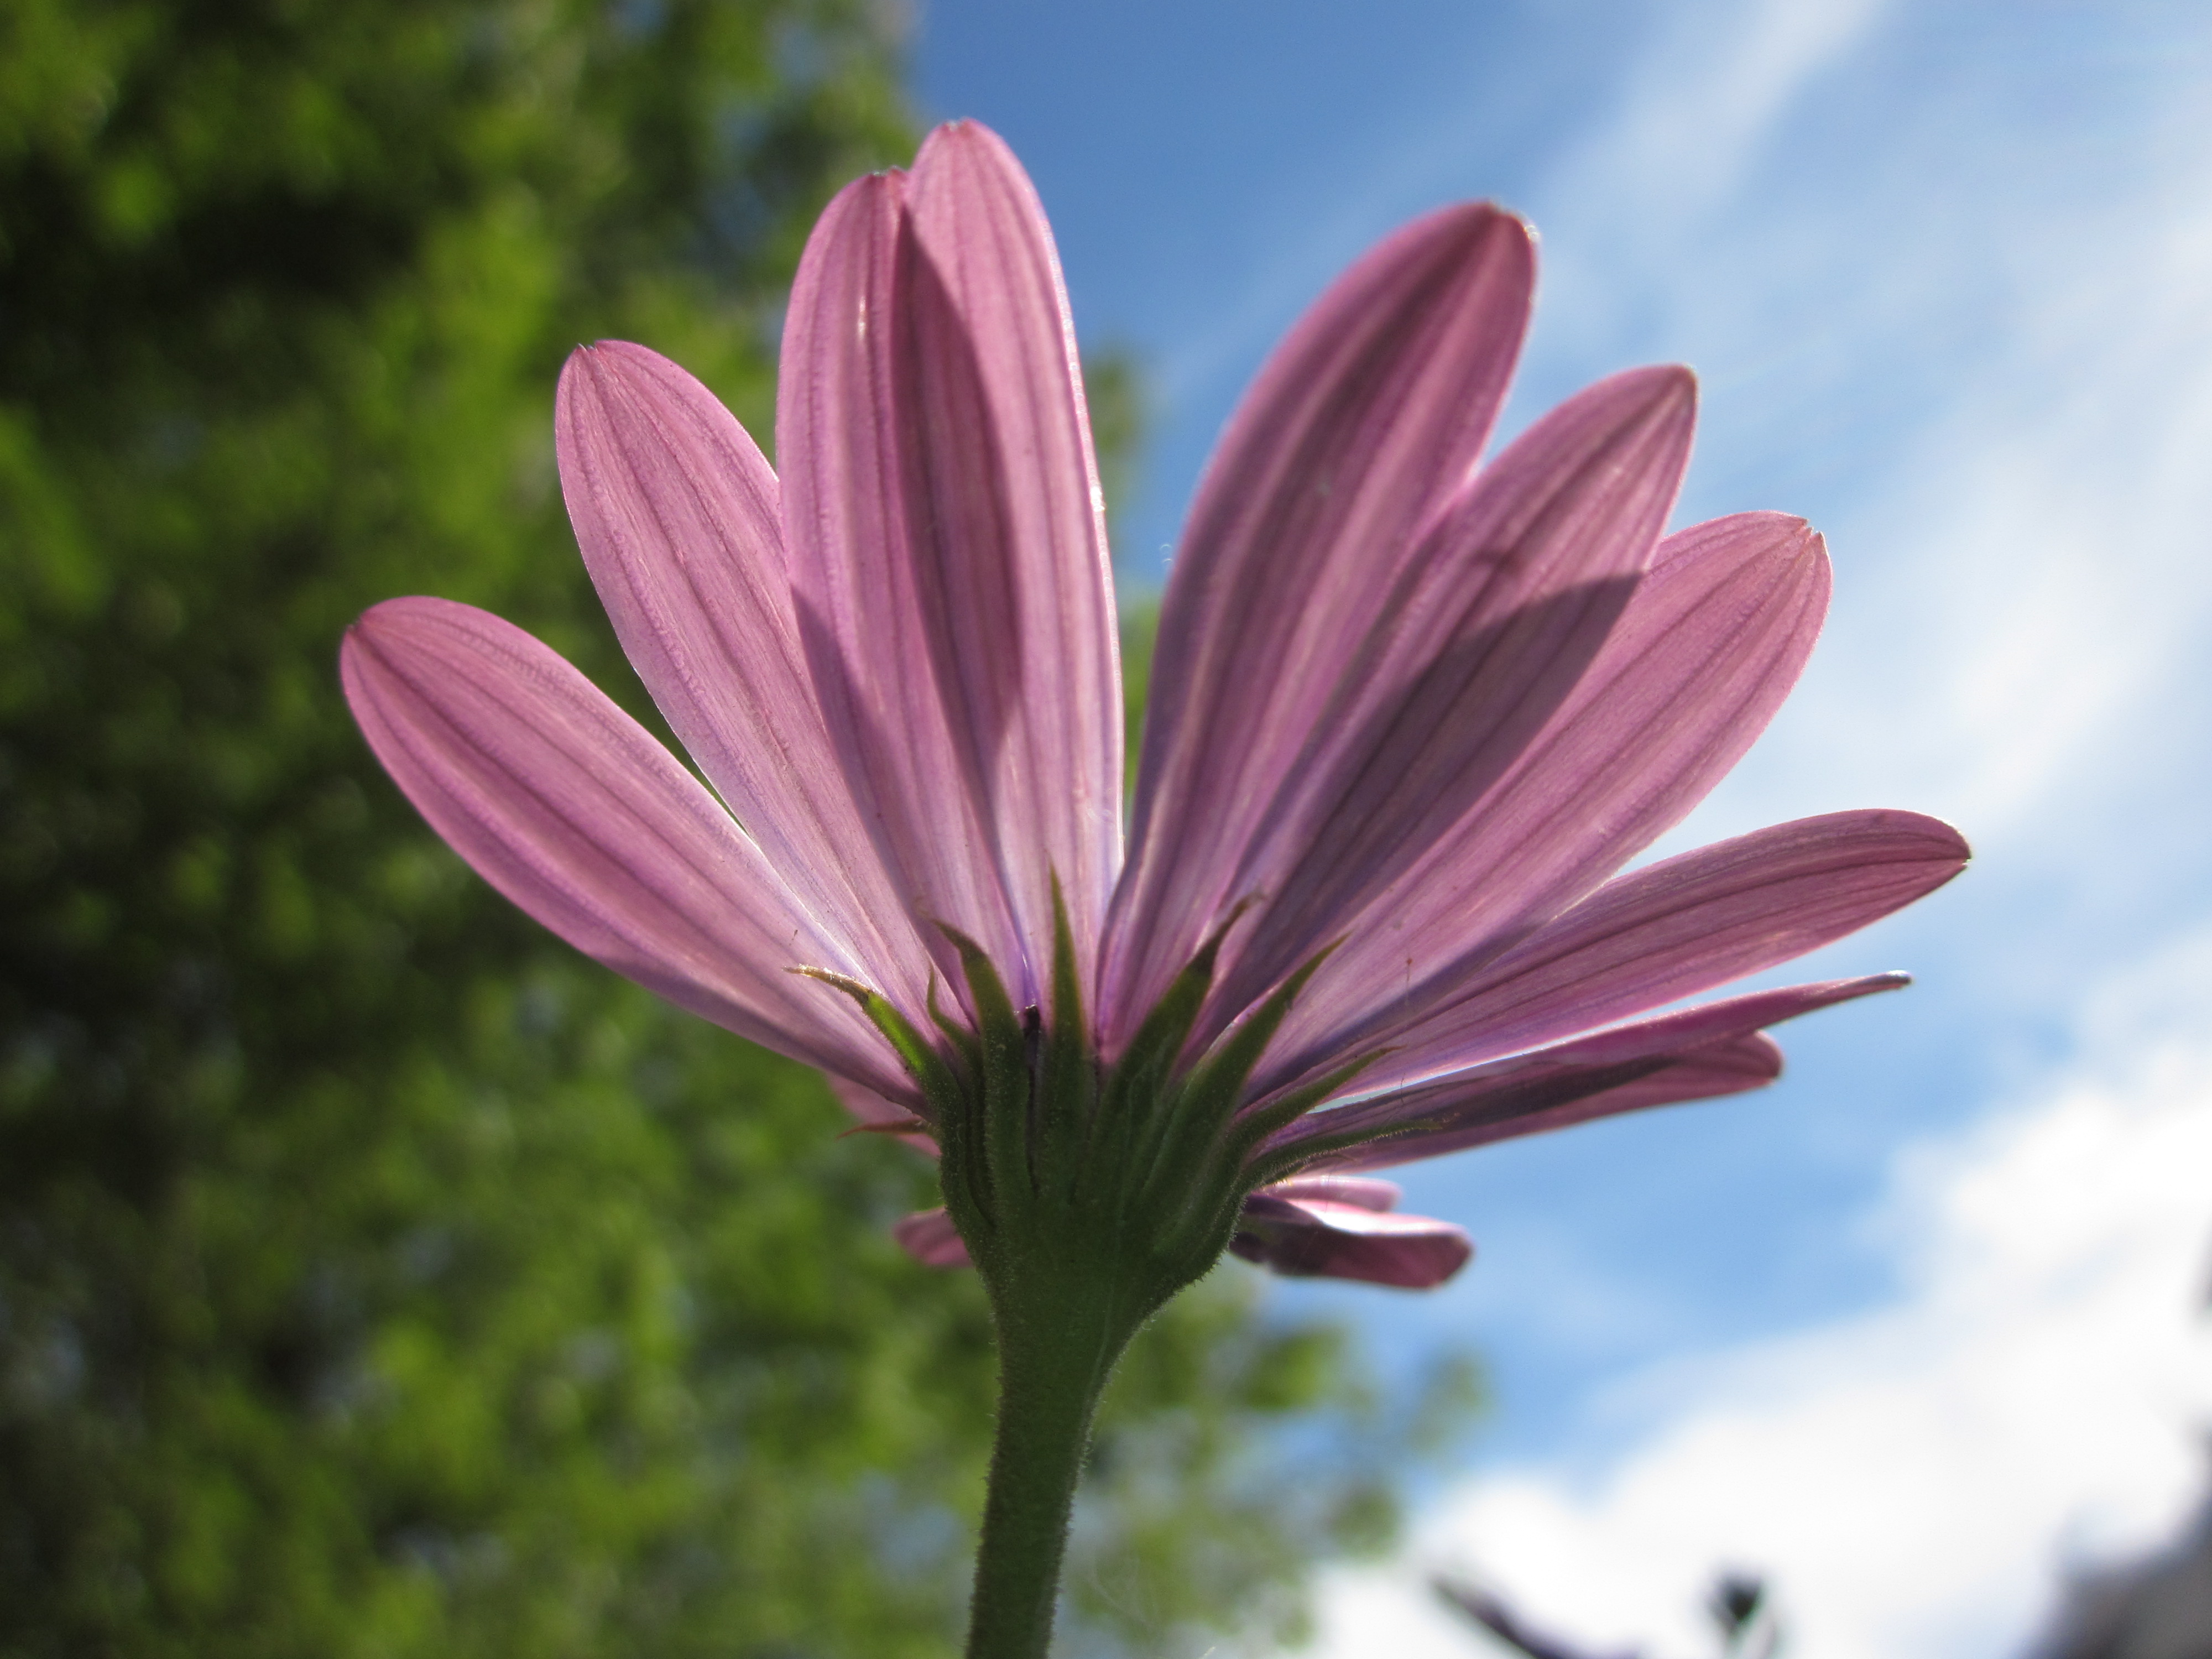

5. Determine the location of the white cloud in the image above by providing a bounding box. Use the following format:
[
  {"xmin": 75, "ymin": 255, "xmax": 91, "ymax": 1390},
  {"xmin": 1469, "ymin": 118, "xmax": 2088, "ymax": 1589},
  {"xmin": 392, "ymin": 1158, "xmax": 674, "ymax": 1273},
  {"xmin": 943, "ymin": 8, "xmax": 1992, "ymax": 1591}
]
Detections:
[
  {"xmin": 1547, "ymin": 0, "xmax": 2212, "ymax": 884},
  {"xmin": 1772, "ymin": 132, "xmax": 2212, "ymax": 847},
  {"xmin": 1293, "ymin": 1016, "xmax": 2212, "ymax": 1659}
]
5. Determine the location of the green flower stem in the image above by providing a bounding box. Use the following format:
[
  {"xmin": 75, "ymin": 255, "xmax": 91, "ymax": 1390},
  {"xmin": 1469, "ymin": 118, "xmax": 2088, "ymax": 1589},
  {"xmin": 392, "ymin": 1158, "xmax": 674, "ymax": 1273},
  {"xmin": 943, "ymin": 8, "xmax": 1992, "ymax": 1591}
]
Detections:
[
  {"xmin": 964, "ymin": 1266, "xmax": 1145, "ymax": 1659},
  {"xmin": 895, "ymin": 899, "xmax": 1332, "ymax": 1657}
]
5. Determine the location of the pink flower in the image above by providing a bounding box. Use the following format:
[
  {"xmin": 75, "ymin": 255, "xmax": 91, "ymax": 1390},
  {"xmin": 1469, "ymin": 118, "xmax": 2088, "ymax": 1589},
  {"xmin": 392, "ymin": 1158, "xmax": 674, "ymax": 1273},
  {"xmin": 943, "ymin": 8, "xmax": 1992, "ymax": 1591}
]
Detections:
[{"xmin": 341, "ymin": 122, "xmax": 1966, "ymax": 1293}]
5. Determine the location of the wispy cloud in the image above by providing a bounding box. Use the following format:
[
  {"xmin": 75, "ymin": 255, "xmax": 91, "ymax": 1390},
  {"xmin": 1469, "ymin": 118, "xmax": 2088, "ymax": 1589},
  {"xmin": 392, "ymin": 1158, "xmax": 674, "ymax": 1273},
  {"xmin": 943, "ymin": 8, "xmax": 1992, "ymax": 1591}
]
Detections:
[
  {"xmin": 1284, "ymin": 8, "xmax": 2212, "ymax": 1655},
  {"xmin": 1525, "ymin": 0, "xmax": 2212, "ymax": 885},
  {"xmin": 1299, "ymin": 971, "xmax": 2212, "ymax": 1659}
]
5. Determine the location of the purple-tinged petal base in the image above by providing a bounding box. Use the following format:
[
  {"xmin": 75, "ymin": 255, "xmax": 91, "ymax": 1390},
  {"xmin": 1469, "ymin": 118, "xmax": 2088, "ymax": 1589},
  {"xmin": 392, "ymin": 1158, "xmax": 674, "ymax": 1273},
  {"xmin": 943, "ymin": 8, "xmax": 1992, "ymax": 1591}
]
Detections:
[
  {"xmin": 1263, "ymin": 973, "xmax": 1906, "ymax": 1172},
  {"xmin": 1231, "ymin": 1190, "xmax": 1473, "ymax": 1288}
]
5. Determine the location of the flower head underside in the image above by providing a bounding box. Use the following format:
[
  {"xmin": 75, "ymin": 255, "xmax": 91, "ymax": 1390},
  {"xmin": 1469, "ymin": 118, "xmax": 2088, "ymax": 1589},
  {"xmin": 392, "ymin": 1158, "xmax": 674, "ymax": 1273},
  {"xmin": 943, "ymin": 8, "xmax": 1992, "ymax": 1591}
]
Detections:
[{"xmin": 341, "ymin": 120, "xmax": 1968, "ymax": 1293}]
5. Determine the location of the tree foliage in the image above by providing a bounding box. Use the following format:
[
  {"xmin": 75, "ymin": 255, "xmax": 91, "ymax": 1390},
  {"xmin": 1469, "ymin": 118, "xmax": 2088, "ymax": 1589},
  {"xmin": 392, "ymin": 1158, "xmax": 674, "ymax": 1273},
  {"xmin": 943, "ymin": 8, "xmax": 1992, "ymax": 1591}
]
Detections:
[{"xmin": 0, "ymin": 4, "xmax": 1472, "ymax": 1653}]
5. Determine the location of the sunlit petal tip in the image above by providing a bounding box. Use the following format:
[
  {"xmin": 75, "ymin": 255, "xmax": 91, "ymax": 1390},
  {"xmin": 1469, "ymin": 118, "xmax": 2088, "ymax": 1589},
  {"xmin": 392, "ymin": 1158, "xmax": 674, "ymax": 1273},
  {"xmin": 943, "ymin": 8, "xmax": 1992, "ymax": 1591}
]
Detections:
[
  {"xmin": 1232, "ymin": 1194, "xmax": 1473, "ymax": 1288},
  {"xmin": 338, "ymin": 597, "xmax": 906, "ymax": 1093},
  {"xmin": 1257, "ymin": 1174, "xmax": 1403, "ymax": 1213}
]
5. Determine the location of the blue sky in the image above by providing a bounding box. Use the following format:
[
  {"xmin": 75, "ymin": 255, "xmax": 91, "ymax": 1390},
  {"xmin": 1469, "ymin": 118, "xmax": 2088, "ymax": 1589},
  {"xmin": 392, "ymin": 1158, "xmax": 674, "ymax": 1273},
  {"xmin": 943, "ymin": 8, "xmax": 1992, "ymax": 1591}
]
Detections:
[{"xmin": 913, "ymin": 3, "xmax": 2212, "ymax": 1655}]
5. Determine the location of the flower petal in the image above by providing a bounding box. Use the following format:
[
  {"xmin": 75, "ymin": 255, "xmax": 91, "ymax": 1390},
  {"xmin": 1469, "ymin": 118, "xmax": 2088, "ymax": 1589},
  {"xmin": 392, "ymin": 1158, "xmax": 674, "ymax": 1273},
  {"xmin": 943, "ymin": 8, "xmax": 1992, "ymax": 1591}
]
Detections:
[
  {"xmin": 341, "ymin": 597, "xmax": 906, "ymax": 1096},
  {"xmin": 905, "ymin": 125, "xmax": 1124, "ymax": 984},
  {"xmin": 1230, "ymin": 1193, "xmax": 1473, "ymax": 1288},
  {"xmin": 895, "ymin": 1180, "xmax": 1452, "ymax": 1282},
  {"xmin": 825, "ymin": 1072, "xmax": 936, "ymax": 1141},
  {"xmin": 780, "ymin": 123, "xmax": 1120, "ymax": 1010},
  {"xmin": 1198, "ymin": 367, "xmax": 1695, "ymax": 1038},
  {"xmin": 1104, "ymin": 203, "xmax": 1536, "ymax": 1045},
  {"xmin": 779, "ymin": 168, "xmax": 1021, "ymax": 995},
  {"xmin": 1260, "ymin": 510, "xmax": 1835, "ymax": 1083},
  {"xmin": 1300, "ymin": 812, "xmax": 1967, "ymax": 1095},
  {"xmin": 1267, "ymin": 973, "xmax": 1906, "ymax": 1172},
  {"xmin": 893, "ymin": 1208, "xmax": 972, "ymax": 1269},
  {"xmin": 1258, "ymin": 1174, "xmax": 1404, "ymax": 1212},
  {"xmin": 555, "ymin": 341, "xmax": 932, "ymax": 1016}
]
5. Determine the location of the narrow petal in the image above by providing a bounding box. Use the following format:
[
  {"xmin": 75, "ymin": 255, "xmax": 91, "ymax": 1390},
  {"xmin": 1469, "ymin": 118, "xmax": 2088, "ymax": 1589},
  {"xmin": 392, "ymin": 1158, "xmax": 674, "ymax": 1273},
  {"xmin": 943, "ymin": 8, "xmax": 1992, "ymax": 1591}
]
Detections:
[
  {"xmin": 1104, "ymin": 204, "xmax": 1536, "ymax": 1045},
  {"xmin": 1230, "ymin": 1193, "xmax": 1473, "ymax": 1288},
  {"xmin": 780, "ymin": 124, "xmax": 1120, "ymax": 1011},
  {"xmin": 893, "ymin": 1208, "xmax": 972, "ymax": 1269},
  {"xmin": 1266, "ymin": 974, "xmax": 1906, "ymax": 1172},
  {"xmin": 780, "ymin": 168, "xmax": 1024, "ymax": 996},
  {"xmin": 1258, "ymin": 1175, "xmax": 1404, "ymax": 1212},
  {"xmin": 1260, "ymin": 511, "xmax": 1835, "ymax": 1083},
  {"xmin": 1316, "ymin": 1036, "xmax": 1785, "ymax": 1172},
  {"xmin": 1284, "ymin": 812, "xmax": 1967, "ymax": 1097},
  {"xmin": 555, "ymin": 342, "xmax": 931, "ymax": 1016},
  {"xmin": 1198, "ymin": 367, "xmax": 1695, "ymax": 1036},
  {"xmin": 340, "ymin": 597, "xmax": 907, "ymax": 1095},
  {"xmin": 825, "ymin": 1072, "xmax": 936, "ymax": 1146},
  {"xmin": 905, "ymin": 123, "xmax": 1124, "ymax": 994}
]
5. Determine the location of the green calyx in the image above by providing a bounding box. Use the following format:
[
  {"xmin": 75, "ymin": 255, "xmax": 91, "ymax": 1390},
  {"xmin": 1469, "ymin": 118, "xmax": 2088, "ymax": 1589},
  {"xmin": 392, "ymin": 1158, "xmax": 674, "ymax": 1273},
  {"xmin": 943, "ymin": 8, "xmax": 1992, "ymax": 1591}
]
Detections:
[
  {"xmin": 808, "ymin": 891, "xmax": 1345, "ymax": 1323},
  {"xmin": 808, "ymin": 899, "xmax": 1373, "ymax": 1659},
  {"xmin": 948, "ymin": 895, "xmax": 1317, "ymax": 1327}
]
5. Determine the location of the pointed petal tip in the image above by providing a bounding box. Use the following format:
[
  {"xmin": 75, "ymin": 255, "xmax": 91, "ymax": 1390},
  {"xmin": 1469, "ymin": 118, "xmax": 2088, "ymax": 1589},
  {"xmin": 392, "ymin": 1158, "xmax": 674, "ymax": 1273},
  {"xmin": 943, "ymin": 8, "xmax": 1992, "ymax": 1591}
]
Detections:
[
  {"xmin": 1611, "ymin": 360, "xmax": 1699, "ymax": 416},
  {"xmin": 345, "ymin": 592, "xmax": 469, "ymax": 651},
  {"xmin": 557, "ymin": 337, "xmax": 684, "ymax": 399},
  {"xmin": 1425, "ymin": 198, "xmax": 1537, "ymax": 255},
  {"xmin": 914, "ymin": 116, "xmax": 1020, "ymax": 182},
  {"xmin": 1858, "ymin": 808, "xmax": 1972, "ymax": 868},
  {"xmin": 920, "ymin": 114, "xmax": 1006, "ymax": 152},
  {"xmin": 554, "ymin": 340, "xmax": 691, "ymax": 451}
]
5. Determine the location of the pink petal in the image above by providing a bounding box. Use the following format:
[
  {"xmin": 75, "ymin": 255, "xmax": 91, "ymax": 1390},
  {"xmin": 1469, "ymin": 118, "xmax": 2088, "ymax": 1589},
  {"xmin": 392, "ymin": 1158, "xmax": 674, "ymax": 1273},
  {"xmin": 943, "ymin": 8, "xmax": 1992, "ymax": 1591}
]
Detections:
[
  {"xmin": 1197, "ymin": 367, "xmax": 1697, "ymax": 1040},
  {"xmin": 555, "ymin": 342, "xmax": 932, "ymax": 1017},
  {"xmin": 1104, "ymin": 204, "xmax": 1536, "ymax": 1046},
  {"xmin": 1260, "ymin": 510, "xmax": 1835, "ymax": 1085},
  {"xmin": 780, "ymin": 124, "xmax": 1120, "ymax": 1010},
  {"xmin": 1258, "ymin": 1175, "xmax": 1404, "ymax": 1212},
  {"xmin": 893, "ymin": 1208, "xmax": 972, "ymax": 1269},
  {"xmin": 1267, "ymin": 974, "xmax": 1906, "ymax": 1172},
  {"xmin": 1307, "ymin": 812, "xmax": 1968, "ymax": 1095},
  {"xmin": 1230, "ymin": 1193, "xmax": 1473, "ymax": 1288},
  {"xmin": 825, "ymin": 1073, "xmax": 938, "ymax": 1154},
  {"xmin": 893, "ymin": 1178, "xmax": 1454, "ymax": 1283},
  {"xmin": 779, "ymin": 169, "xmax": 1020, "ymax": 995},
  {"xmin": 340, "ymin": 597, "xmax": 908, "ymax": 1096}
]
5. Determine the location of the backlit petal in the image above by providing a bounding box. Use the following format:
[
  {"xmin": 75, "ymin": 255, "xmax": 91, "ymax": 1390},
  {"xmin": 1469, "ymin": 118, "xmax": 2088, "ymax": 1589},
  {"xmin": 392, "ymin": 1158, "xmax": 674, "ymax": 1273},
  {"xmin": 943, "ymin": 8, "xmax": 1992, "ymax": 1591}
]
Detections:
[
  {"xmin": 1260, "ymin": 511, "xmax": 1834, "ymax": 1084},
  {"xmin": 905, "ymin": 123, "xmax": 1123, "ymax": 996},
  {"xmin": 1197, "ymin": 367, "xmax": 1695, "ymax": 1039},
  {"xmin": 780, "ymin": 126, "xmax": 1119, "ymax": 1013},
  {"xmin": 1318, "ymin": 813, "xmax": 1968, "ymax": 1094},
  {"xmin": 1105, "ymin": 204, "xmax": 1535, "ymax": 1044},
  {"xmin": 341, "ymin": 597, "xmax": 905, "ymax": 1094},
  {"xmin": 1266, "ymin": 974, "xmax": 1905, "ymax": 1171},
  {"xmin": 1230, "ymin": 1193, "xmax": 1473, "ymax": 1288},
  {"xmin": 825, "ymin": 1072, "xmax": 936, "ymax": 1144},
  {"xmin": 555, "ymin": 341, "xmax": 931, "ymax": 1016},
  {"xmin": 1258, "ymin": 1174, "xmax": 1404, "ymax": 1212}
]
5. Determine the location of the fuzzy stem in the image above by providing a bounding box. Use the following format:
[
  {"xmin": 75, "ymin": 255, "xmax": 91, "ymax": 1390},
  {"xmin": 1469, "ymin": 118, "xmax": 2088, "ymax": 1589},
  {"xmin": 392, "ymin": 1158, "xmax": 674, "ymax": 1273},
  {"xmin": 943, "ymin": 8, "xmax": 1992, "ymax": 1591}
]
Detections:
[{"xmin": 964, "ymin": 1273, "xmax": 1138, "ymax": 1659}]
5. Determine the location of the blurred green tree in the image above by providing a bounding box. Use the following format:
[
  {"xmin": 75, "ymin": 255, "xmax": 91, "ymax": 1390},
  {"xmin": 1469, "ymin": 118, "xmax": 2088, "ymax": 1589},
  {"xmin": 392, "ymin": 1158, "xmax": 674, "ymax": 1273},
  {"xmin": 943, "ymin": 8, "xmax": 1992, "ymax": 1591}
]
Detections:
[{"xmin": 0, "ymin": 4, "xmax": 1474, "ymax": 1653}]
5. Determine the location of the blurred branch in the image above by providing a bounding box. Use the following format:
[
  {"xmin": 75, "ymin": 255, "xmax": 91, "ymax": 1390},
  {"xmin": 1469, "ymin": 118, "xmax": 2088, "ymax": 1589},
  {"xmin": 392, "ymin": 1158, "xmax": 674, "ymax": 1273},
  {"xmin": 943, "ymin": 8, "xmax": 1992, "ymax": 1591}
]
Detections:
[
  {"xmin": 1433, "ymin": 1567, "xmax": 1781, "ymax": 1659},
  {"xmin": 1433, "ymin": 1574, "xmax": 1643, "ymax": 1659}
]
